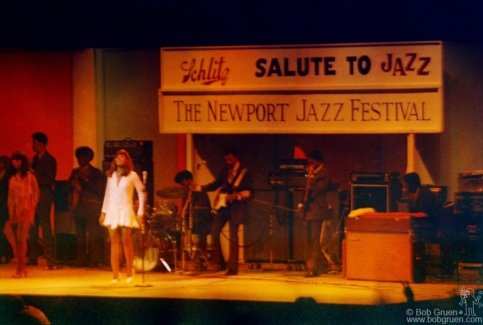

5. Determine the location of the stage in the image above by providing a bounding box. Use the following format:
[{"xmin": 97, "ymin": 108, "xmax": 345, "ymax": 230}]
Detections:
[{"xmin": 1, "ymin": 261, "xmax": 482, "ymax": 324}]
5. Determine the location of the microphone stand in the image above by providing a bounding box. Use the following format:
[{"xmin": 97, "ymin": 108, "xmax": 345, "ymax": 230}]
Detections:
[
  {"xmin": 178, "ymin": 189, "xmax": 192, "ymax": 274},
  {"xmin": 135, "ymin": 171, "xmax": 153, "ymax": 288}
]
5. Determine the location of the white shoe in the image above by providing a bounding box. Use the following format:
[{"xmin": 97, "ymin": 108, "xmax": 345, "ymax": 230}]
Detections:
[
  {"xmin": 125, "ymin": 268, "xmax": 135, "ymax": 284},
  {"xmin": 111, "ymin": 278, "xmax": 119, "ymax": 284}
]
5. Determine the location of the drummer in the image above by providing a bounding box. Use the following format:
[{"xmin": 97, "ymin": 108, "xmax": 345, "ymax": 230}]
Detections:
[{"xmin": 174, "ymin": 170, "xmax": 212, "ymax": 254}]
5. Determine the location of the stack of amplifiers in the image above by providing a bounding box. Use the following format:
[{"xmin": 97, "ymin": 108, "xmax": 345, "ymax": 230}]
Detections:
[
  {"xmin": 350, "ymin": 171, "xmax": 402, "ymax": 212},
  {"xmin": 455, "ymin": 191, "xmax": 483, "ymax": 263},
  {"xmin": 454, "ymin": 171, "xmax": 483, "ymax": 263},
  {"xmin": 103, "ymin": 140, "xmax": 154, "ymax": 206},
  {"xmin": 269, "ymin": 159, "xmax": 307, "ymax": 189},
  {"xmin": 268, "ymin": 172, "xmax": 307, "ymax": 189}
]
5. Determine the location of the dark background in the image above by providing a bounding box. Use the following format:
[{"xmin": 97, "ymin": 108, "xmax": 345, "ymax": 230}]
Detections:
[{"xmin": 1, "ymin": 0, "xmax": 482, "ymax": 49}]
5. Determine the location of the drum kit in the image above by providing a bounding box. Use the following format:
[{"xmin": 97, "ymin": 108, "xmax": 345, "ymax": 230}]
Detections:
[{"xmin": 133, "ymin": 186, "xmax": 212, "ymax": 274}]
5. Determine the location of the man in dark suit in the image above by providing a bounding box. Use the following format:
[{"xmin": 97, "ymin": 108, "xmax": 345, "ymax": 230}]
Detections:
[
  {"xmin": 68, "ymin": 146, "xmax": 106, "ymax": 267},
  {"xmin": 304, "ymin": 150, "xmax": 341, "ymax": 277},
  {"xmin": 29, "ymin": 132, "xmax": 57, "ymax": 270},
  {"xmin": 191, "ymin": 149, "xmax": 252, "ymax": 275}
]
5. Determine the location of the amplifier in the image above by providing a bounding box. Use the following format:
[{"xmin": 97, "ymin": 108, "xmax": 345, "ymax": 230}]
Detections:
[
  {"xmin": 458, "ymin": 170, "xmax": 483, "ymax": 192},
  {"xmin": 104, "ymin": 140, "xmax": 153, "ymax": 160},
  {"xmin": 350, "ymin": 171, "xmax": 400, "ymax": 184},
  {"xmin": 269, "ymin": 172, "xmax": 307, "ymax": 189},
  {"xmin": 454, "ymin": 192, "xmax": 483, "ymax": 263},
  {"xmin": 277, "ymin": 159, "xmax": 307, "ymax": 172},
  {"xmin": 455, "ymin": 192, "xmax": 483, "ymax": 215},
  {"xmin": 350, "ymin": 172, "xmax": 402, "ymax": 212},
  {"xmin": 344, "ymin": 212, "xmax": 418, "ymax": 282}
]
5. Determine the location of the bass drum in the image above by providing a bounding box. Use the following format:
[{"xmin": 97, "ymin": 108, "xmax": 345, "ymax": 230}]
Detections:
[
  {"xmin": 132, "ymin": 229, "xmax": 177, "ymax": 272},
  {"xmin": 155, "ymin": 229, "xmax": 178, "ymax": 269},
  {"xmin": 132, "ymin": 231, "xmax": 160, "ymax": 272}
]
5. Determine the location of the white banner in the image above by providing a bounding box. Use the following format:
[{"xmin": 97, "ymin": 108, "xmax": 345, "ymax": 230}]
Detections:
[{"xmin": 159, "ymin": 42, "xmax": 443, "ymax": 134}]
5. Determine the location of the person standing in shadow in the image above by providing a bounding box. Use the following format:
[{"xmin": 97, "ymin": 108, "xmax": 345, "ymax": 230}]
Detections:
[
  {"xmin": 68, "ymin": 146, "xmax": 106, "ymax": 267},
  {"xmin": 0, "ymin": 155, "xmax": 15, "ymax": 264},
  {"xmin": 28, "ymin": 132, "xmax": 57, "ymax": 270},
  {"xmin": 303, "ymin": 150, "xmax": 341, "ymax": 277}
]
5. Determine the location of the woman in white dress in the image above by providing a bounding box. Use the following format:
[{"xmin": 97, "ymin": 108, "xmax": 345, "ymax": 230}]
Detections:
[{"xmin": 99, "ymin": 149, "xmax": 145, "ymax": 284}]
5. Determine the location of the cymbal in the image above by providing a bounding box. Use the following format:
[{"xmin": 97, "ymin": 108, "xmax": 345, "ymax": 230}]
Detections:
[{"xmin": 156, "ymin": 187, "xmax": 188, "ymax": 199}]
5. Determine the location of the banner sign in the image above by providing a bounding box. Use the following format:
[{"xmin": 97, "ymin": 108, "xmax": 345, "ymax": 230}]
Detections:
[{"xmin": 159, "ymin": 42, "xmax": 443, "ymax": 134}]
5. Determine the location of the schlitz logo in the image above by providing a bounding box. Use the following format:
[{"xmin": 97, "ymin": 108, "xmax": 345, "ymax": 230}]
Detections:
[{"xmin": 181, "ymin": 57, "xmax": 229, "ymax": 86}]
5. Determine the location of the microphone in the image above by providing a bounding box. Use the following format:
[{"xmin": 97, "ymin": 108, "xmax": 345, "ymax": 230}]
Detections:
[
  {"xmin": 196, "ymin": 160, "xmax": 206, "ymax": 170},
  {"xmin": 141, "ymin": 171, "xmax": 148, "ymax": 234}
]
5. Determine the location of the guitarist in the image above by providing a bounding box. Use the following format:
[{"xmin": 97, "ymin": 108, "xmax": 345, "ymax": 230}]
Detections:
[
  {"xmin": 303, "ymin": 150, "xmax": 341, "ymax": 277},
  {"xmin": 191, "ymin": 149, "xmax": 251, "ymax": 275}
]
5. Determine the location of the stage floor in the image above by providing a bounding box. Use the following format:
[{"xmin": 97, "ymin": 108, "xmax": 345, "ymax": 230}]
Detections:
[
  {"xmin": 1, "ymin": 261, "xmax": 482, "ymax": 324},
  {"xmin": 1, "ymin": 261, "xmax": 481, "ymax": 303}
]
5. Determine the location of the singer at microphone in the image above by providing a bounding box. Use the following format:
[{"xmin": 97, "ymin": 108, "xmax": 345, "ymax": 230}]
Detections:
[{"xmin": 100, "ymin": 149, "xmax": 145, "ymax": 284}]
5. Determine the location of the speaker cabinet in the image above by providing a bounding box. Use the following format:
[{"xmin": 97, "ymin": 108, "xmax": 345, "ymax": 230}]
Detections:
[
  {"xmin": 351, "ymin": 184, "xmax": 389, "ymax": 212},
  {"xmin": 344, "ymin": 212, "xmax": 420, "ymax": 283},
  {"xmin": 244, "ymin": 189, "xmax": 309, "ymax": 265},
  {"xmin": 344, "ymin": 231, "xmax": 414, "ymax": 282},
  {"xmin": 244, "ymin": 189, "xmax": 341, "ymax": 266}
]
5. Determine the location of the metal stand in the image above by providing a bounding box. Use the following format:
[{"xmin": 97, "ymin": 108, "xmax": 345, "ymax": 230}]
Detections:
[
  {"xmin": 263, "ymin": 212, "xmax": 275, "ymax": 271},
  {"xmin": 176, "ymin": 190, "xmax": 193, "ymax": 274},
  {"xmin": 188, "ymin": 234, "xmax": 212, "ymax": 273},
  {"xmin": 177, "ymin": 217, "xmax": 193, "ymax": 273},
  {"xmin": 170, "ymin": 236, "xmax": 178, "ymax": 272},
  {"xmin": 135, "ymin": 173, "xmax": 153, "ymax": 287},
  {"xmin": 135, "ymin": 231, "xmax": 153, "ymax": 287}
]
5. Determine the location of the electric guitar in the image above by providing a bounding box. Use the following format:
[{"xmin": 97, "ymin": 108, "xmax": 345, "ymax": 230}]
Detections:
[
  {"xmin": 212, "ymin": 167, "xmax": 248, "ymax": 212},
  {"xmin": 297, "ymin": 169, "xmax": 312, "ymax": 219},
  {"xmin": 213, "ymin": 192, "xmax": 239, "ymax": 211}
]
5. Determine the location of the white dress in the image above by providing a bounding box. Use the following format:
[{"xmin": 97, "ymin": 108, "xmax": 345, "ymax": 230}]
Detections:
[{"xmin": 102, "ymin": 171, "xmax": 145, "ymax": 229}]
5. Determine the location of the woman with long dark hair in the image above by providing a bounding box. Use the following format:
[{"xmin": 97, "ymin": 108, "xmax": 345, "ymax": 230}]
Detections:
[
  {"xmin": 99, "ymin": 149, "xmax": 145, "ymax": 284},
  {"xmin": 0, "ymin": 155, "xmax": 15, "ymax": 263},
  {"xmin": 8, "ymin": 151, "xmax": 39, "ymax": 278}
]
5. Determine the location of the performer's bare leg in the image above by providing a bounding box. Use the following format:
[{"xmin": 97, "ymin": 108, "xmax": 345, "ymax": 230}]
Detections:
[
  {"xmin": 11, "ymin": 221, "xmax": 30, "ymax": 277},
  {"xmin": 121, "ymin": 227, "xmax": 134, "ymax": 279},
  {"xmin": 108, "ymin": 228, "xmax": 120, "ymax": 281},
  {"xmin": 4, "ymin": 221, "xmax": 17, "ymax": 261}
]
